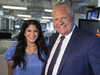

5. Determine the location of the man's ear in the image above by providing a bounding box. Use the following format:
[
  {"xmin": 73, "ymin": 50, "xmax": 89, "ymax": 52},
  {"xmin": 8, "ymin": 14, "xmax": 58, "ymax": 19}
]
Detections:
[
  {"xmin": 72, "ymin": 14, "xmax": 75, "ymax": 21},
  {"xmin": 72, "ymin": 14, "xmax": 75, "ymax": 19}
]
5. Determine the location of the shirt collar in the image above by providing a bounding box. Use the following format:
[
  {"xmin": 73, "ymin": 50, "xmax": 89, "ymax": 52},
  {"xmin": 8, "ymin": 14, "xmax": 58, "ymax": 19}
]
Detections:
[{"xmin": 58, "ymin": 24, "xmax": 76, "ymax": 40}]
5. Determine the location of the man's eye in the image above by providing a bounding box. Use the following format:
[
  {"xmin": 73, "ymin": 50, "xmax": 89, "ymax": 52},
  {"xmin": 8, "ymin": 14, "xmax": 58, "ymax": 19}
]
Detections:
[
  {"xmin": 54, "ymin": 19, "xmax": 58, "ymax": 21},
  {"xmin": 63, "ymin": 17, "xmax": 67, "ymax": 19},
  {"xmin": 64, "ymin": 17, "xmax": 67, "ymax": 18}
]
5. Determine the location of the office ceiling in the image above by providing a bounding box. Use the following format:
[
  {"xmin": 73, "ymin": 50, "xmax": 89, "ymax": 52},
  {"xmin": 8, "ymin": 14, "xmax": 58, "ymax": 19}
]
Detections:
[{"xmin": 0, "ymin": 0, "xmax": 95, "ymax": 21}]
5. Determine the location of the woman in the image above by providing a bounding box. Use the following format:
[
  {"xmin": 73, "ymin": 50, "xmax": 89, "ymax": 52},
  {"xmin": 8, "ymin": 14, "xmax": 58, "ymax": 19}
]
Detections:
[{"xmin": 4, "ymin": 20, "xmax": 47, "ymax": 75}]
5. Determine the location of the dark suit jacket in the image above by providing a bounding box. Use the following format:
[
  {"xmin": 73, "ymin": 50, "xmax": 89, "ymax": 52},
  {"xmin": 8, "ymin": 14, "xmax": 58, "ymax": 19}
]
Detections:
[{"xmin": 41, "ymin": 26, "xmax": 100, "ymax": 75}]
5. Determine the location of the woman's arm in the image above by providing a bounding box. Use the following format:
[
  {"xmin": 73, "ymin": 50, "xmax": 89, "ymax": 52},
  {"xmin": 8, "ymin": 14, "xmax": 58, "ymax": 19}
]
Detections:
[{"xmin": 7, "ymin": 60, "xmax": 13, "ymax": 75}]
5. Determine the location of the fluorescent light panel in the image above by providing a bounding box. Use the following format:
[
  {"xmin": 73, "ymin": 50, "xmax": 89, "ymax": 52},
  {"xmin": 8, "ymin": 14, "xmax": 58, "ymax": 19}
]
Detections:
[
  {"xmin": 40, "ymin": 19, "xmax": 50, "ymax": 21},
  {"xmin": 23, "ymin": 18, "xmax": 35, "ymax": 20},
  {"xmin": 23, "ymin": 19, "xmax": 29, "ymax": 20},
  {"xmin": 2, "ymin": 6, "xmax": 27, "ymax": 10},
  {"xmin": 42, "ymin": 16, "xmax": 52, "ymax": 19},
  {"xmin": 57, "ymin": 0, "xmax": 60, "ymax": 2},
  {"xmin": 40, "ymin": 21, "xmax": 47, "ymax": 23},
  {"xmin": 62, "ymin": 0, "xmax": 65, "ymax": 2},
  {"xmin": 17, "ymin": 15, "xmax": 31, "ymax": 17},
  {"xmin": 44, "ymin": 9, "xmax": 52, "ymax": 12}
]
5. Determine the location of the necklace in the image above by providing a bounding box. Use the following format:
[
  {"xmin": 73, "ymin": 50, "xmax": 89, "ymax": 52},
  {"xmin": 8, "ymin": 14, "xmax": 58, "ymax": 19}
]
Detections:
[{"xmin": 29, "ymin": 49, "xmax": 36, "ymax": 62}]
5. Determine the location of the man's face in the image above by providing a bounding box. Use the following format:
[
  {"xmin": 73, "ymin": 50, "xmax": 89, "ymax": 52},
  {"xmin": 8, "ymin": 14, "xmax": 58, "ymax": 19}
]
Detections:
[{"xmin": 52, "ymin": 7, "xmax": 74, "ymax": 36}]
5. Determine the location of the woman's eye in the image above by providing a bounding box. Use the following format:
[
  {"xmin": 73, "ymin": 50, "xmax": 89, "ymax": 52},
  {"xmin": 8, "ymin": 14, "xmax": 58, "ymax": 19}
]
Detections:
[
  {"xmin": 34, "ymin": 30, "xmax": 39, "ymax": 32},
  {"xmin": 27, "ymin": 30, "xmax": 31, "ymax": 32}
]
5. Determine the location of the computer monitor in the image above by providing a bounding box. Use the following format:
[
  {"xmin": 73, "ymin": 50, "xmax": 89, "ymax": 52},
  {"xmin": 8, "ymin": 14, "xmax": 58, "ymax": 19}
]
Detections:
[
  {"xmin": 0, "ymin": 32, "xmax": 11, "ymax": 39},
  {"xmin": 79, "ymin": 19, "xmax": 100, "ymax": 34},
  {"xmin": 86, "ymin": 7, "xmax": 100, "ymax": 20}
]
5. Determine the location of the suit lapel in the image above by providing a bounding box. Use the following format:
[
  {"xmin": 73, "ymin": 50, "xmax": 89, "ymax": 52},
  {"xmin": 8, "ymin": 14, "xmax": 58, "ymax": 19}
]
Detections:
[
  {"xmin": 57, "ymin": 26, "xmax": 80, "ymax": 74},
  {"xmin": 47, "ymin": 33, "xmax": 59, "ymax": 58}
]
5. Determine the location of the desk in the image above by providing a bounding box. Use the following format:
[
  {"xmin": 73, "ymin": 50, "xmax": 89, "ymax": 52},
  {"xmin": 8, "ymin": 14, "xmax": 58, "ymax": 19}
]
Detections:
[{"xmin": 0, "ymin": 41, "xmax": 17, "ymax": 54}]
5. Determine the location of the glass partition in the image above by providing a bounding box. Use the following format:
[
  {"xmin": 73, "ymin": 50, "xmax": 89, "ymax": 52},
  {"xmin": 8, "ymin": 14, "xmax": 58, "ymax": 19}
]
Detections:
[{"xmin": 1, "ymin": 18, "xmax": 7, "ymax": 30}]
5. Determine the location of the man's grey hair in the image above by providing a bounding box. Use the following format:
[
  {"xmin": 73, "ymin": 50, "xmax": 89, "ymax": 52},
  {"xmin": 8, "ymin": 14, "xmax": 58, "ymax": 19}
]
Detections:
[{"xmin": 52, "ymin": 3, "xmax": 74, "ymax": 16}]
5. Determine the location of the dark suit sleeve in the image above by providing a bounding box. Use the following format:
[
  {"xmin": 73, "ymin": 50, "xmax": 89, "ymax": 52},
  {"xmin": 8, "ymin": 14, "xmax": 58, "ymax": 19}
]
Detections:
[{"xmin": 89, "ymin": 35, "xmax": 100, "ymax": 75}]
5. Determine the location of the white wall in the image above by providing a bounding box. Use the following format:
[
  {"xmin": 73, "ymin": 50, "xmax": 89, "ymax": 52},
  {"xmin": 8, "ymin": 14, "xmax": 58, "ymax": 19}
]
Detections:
[
  {"xmin": 98, "ymin": 0, "xmax": 100, "ymax": 7},
  {"xmin": 0, "ymin": 41, "xmax": 17, "ymax": 54},
  {"xmin": 0, "ymin": 55, "xmax": 8, "ymax": 75},
  {"xmin": 49, "ymin": 21, "xmax": 54, "ymax": 31},
  {"xmin": 74, "ymin": 13, "xmax": 86, "ymax": 26}
]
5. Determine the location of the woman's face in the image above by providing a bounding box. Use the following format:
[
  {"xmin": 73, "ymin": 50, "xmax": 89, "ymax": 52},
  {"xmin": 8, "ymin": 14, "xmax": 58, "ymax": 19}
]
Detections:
[{"xmin": 24, "ymin": 24, "xmax": 39, "ymax": 44}]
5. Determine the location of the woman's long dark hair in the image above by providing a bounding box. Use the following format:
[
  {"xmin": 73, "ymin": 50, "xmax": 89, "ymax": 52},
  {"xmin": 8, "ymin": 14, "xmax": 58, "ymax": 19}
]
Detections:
[{"xmin": 12, "ymin": 20, "xmax": 47, "ymax": 70}]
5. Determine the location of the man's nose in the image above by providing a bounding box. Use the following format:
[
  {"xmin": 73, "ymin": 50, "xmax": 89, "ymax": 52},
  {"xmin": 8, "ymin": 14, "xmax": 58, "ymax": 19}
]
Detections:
[{"xmin": 58, "ymin": 19, "xmax": 64, "ymax": 25}]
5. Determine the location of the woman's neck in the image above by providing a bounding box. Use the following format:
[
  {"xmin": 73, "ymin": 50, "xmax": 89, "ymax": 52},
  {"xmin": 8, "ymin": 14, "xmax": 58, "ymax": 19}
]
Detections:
[{"xmin": 25, "ymin": 43, "xmax": 37, "ymax": 54}]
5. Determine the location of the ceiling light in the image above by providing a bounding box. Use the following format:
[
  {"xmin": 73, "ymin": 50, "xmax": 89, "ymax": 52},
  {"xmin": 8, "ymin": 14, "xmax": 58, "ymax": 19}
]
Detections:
[
  {"xmin": 17, "ymin": 14, "xmax": 31, "ymax": 17},
  {"xmin": 5, "ymin": 15, "xmax": 15, "ymax": 19},
  {"xmin": 40, "ymin": 19, "xmax": 50, "ymax": 21},
  {"xmin": 62, "ymin": 0, "xmax": 65, "ymax": 2},
  {"xmin": 42, "ymin": 16, "xmax": 52, "ymax": 19},
  {"xmin": 23, "ymin": 18, "xmax": 35, "ymax": 20},
  {"xmin": 2, "ymin": 6, "xmax": 27, "ymax": 10},
  {"xmin": 44, "ymin": 9, "xmax": 52, "ymax": 12},
  {"xmin": 57, "ymin": 0, "xmax": 60, "ymax": 3},
  {"xmin": 23, "ymin": 19, "xmax": 29, "ymax": 20},
  {"xmin": 40, "ymin": 21, "xmax": 47, "ymax": 23}
]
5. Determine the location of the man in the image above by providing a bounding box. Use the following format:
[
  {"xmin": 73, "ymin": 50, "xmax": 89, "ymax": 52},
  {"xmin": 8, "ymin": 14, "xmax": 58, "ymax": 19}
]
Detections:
[{"xmin": 42, "ymin": 3, "xmax": 100, "ymax": 75}]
